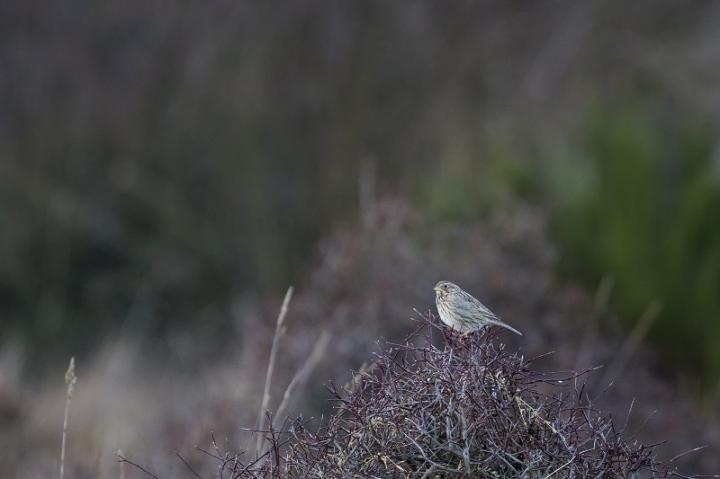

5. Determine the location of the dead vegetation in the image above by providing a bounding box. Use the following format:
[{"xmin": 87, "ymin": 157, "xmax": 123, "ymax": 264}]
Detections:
[{"xmin": 158, "ymin": 314, "xmax": 680, "ymax": 478}]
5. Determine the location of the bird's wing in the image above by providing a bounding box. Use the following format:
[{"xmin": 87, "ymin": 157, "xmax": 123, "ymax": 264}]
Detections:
[{"xmin": 467, "ymin": 294, "xmax": 500, "ymax": 320}]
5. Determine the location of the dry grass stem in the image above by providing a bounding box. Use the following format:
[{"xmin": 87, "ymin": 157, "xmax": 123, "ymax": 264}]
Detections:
[
  {"xmin": 575, "ymin": 275, "xmax": 615, "ymax": 370},
  {"xmin": 60, "ymin": 357, "xmax": 76, "ymax": 479},
  {"xmin": 274, "ymin": 331, "xmax": 330, "ymax": 426},
  {"xmin": 602, "ymin": 300, "xmax": 662, "ymax": 386},
  {"xmin": 255, "ymin": 285, "xmax": 294, "ymax": 456}
]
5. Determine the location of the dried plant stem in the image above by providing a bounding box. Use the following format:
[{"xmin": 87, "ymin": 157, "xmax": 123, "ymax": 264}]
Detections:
[
  {"xmin": 274, "ymin": 331, "xmax": 330, "ymax": 426},
  {"xmin": 574, "ymin": 275, "xmax": 614, "ymax": 370},
  {"xmin": 60, "ymin": 357, "xmax": 77, "ymax": 479},
  {"xmin": 255, "ymin": 286, "xmax": 294, "ymax": 456},
  {"xmin": 602, "ymin": 300, "xmax": 662, "ymax": 386}
]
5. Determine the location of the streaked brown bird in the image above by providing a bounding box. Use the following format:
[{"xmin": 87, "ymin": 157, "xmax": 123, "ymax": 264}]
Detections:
[{"xmin": 434, "ymin": 281, "xmax": 522, "ymax": 335}]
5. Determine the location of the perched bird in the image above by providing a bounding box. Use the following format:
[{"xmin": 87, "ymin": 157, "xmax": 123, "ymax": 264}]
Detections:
[{"xmin": 434, "ymin": 280, "xmax": 522, "ymax": 335}]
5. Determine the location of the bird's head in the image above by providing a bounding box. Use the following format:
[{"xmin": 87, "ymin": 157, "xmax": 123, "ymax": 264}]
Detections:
[{"xmin": 434, "ymin": 280, "xmax": 459, "ymax": 299}]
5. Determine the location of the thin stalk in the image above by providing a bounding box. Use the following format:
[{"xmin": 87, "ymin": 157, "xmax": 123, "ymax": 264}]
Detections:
[{"xmin": 255, "ymin": 286, "xmax": 294, "ymax": 456}]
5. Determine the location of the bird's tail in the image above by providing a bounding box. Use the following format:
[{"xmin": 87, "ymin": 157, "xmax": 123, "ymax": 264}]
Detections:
[{"xmin": 487, "ymin": 319, "xmax": 523, "ymax": 336}]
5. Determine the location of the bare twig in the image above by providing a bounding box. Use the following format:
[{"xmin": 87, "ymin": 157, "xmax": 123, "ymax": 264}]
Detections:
[
  {"xmin": 542, "ymin": 457, "xmax": 575, "ymax": 479},
  {"xmin": 176, "ymin": 452, "xmax": 203, "ymax": 479},
  {"xmin": 669, "ymin": 445, "xmax": 709, "ymax": 463},
  {"xmin": 117, "ymin": 449, "xmax": 126, "ymax": 479},
  {"xmin": 117, "ymin": 454, "xmax": 160, "ymax": 479}
]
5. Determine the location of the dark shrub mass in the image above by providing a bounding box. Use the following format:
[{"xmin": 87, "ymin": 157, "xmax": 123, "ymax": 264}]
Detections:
[{"xmin": 206, "ymin": 315, "xmax": 675, "ymax": 478}]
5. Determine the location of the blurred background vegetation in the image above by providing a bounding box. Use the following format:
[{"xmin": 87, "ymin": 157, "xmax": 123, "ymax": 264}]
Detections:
[
  {"xmin": 3, "ymin": 1, "xmax": 720, "ymax": 476},
  {"xmin": 2, "ymin": 0, "xmax": 720, "ymax": 386}
]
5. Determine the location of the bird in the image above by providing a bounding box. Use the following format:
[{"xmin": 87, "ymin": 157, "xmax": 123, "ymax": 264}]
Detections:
[{"xmin": 434, "ymin": 280, "xmax": 522, "ymax": 336}]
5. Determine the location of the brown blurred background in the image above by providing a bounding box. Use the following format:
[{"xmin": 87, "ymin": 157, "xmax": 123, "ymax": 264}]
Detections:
[{"xmin": 1, "ymin": 1, "xmax": 719, "ymax": 477}]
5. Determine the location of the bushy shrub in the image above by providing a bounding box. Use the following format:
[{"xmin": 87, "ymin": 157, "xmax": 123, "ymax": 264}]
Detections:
[{"xmin": 197, "ymin": 316, "xmax": 674, "ymax": 478}]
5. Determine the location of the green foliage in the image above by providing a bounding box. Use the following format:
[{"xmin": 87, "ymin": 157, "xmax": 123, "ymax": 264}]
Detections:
[{"xmin": 550, "ymin": 108, "xmax": 720, "ymax": 386}]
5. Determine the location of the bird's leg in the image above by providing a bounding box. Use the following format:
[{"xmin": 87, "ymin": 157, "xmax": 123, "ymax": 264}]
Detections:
[{"xmin": 457, "ymin": 332, "xmax": 471, "ymax": 348}]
